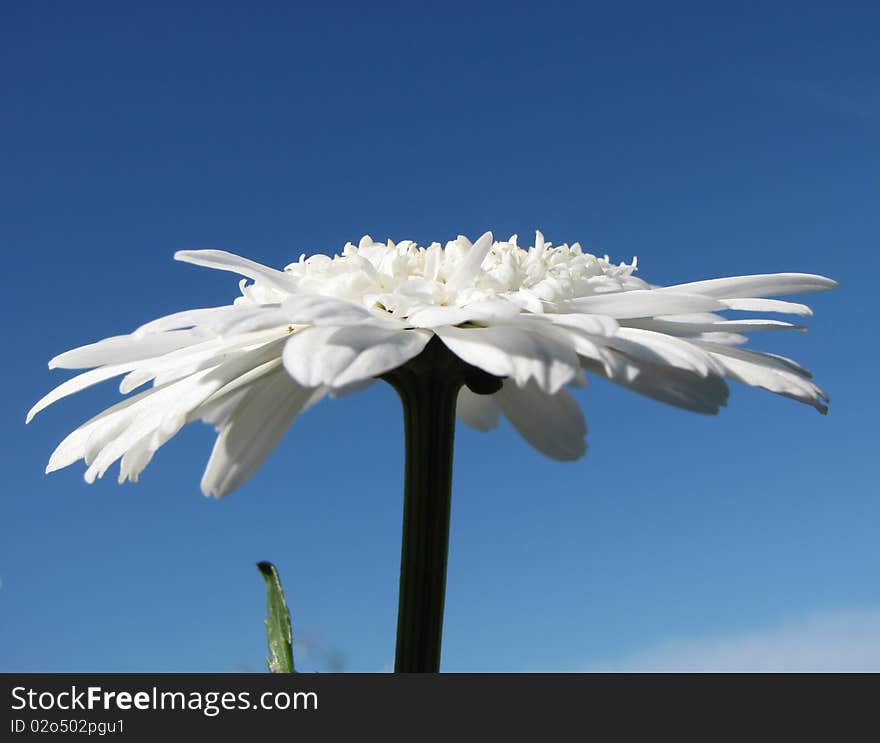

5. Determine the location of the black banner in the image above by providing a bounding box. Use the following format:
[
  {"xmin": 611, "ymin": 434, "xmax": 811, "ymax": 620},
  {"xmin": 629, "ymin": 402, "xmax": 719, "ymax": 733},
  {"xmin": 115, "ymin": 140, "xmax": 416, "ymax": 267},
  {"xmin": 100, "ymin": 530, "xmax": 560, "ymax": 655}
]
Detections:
[{"xmin": 2, "ymin": 673, "xmax": 876, "ymax": 738}]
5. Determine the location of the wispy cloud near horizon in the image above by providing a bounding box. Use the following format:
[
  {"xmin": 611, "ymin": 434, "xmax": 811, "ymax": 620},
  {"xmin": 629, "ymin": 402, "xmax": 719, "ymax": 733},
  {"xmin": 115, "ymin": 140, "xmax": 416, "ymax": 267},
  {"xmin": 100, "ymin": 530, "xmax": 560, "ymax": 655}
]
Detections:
[{"xmin": 582, "ymin": 608, "xmax": 880, "ymax": 672}]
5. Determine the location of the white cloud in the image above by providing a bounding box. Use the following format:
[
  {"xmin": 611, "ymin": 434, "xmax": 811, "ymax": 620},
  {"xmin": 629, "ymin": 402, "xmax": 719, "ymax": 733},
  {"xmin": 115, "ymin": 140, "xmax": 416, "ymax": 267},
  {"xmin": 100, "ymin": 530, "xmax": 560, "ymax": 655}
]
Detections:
[{"xmin": 586, "ymin": 608, "xmax": 880, "ymax": 672}]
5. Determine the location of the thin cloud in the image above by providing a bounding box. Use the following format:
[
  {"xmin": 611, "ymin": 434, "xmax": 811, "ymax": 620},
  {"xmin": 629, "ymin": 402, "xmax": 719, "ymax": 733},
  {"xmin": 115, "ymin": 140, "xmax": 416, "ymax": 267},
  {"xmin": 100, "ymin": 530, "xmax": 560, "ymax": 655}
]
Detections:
[{"xmin": 586, "ymin": 608, "xmax": 880, "ymax": 672}]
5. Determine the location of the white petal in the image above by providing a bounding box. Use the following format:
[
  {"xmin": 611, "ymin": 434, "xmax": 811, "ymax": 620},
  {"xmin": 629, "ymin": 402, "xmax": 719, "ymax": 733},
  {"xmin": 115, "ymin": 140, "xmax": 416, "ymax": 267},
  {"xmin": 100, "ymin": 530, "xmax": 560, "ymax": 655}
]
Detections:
[
  {"xmin": 566, "ymin": 291, "xmax": 724, "ymax": 318},
  {"xmin": 446, "ymin": 231, "xmax": 493, "ymax": 291},
  {"xmin": 174, "ymin": 249, "xmax": 297, "ymax": 293},
  {"xmin": 721, "ymin": 298, "xmax": 813, "ymax": 315},
  {"xmin": 282, "ymin": 325, "xmax": 431, "ymax": 388},
  {"xmin": 135, "ymin": 305, "xmax": 266, "ymax": 335},
  {"xmin": 118, "ymin": 437, "xmax": 157, "ymax": 484},
  {"xmin": 281, "ymin": 294, "xmax": 400, "ymax": 328},
  {"xmin": 758, "ymin": 351, "xmax": 815, "ymax": 377},
  {"xmin": 196, "ymin": 389, "xmax": 248, "ymax": 428},
  {"xmin": 118, "ymin": 328, "xmax": 287, "ymax": 394},
  {"xmin": 541, "ymin": 312, "xmax": 619, "ymax": 337},
  {"xmin": 607, "ymin": 359, "xmax": 730, "ymax": 414},
  {"xmin": 693, "ymin": 342, "xmax": 828, "ymax": 412},
  {"xmin": 533, "ymin": 230, "xmax": 546, "ymax": 255},
  {"xmin": 608, "ymin": 327, "xmax": 722, "ymax": 377},
  {"xmin": 218, "ymin": 307, "xmax": 292, "ymax": 335},
  {"xmin": 406, "ymin": 298, "xmax": 521, "ymax": 328},
  {"xmin": 436, "ymin": 324, "xmax": 580, "ymax": 394},
  {"xmin": 28, "ymin": 362, "xmax": 139, "ymax": 423},
  {"xmin": 495, "ymin": 380, "xmax": 587, "ymax": 461},
  {"xmin": 688, "ymin": 332, "xmax": 749, "ymax": 346},
  {"xmin": 81, "ymin": 377, "xmax": 210, "ymax": 483},
  {"xmin": 82, "ymin": 341, "xmax": 287, "ymax": 482},
  {"xmin": 693, "ymin": 341, "xmax": 817, "ymax": 378},
  {"xmin": 327, "ymin": 379, "xmax": 375, "ymax": 399},
  {"xmin": 504, "ymin": 315, "xmax": 620, "ymax": 376},
  {"xmin": 49, "ymin": 329, "xmax": 210, "ymax": 370},
  {"xmin": 661, "ymin": 273, "xmax": 837, "ymax": 299},
  {"xmin": 46, "ymin": 385, "xmax": 157, "ymax": 473},
  {"xmin": 424, "ymin": 243, "xmax": 442, "ymax": 282},
  {"xmin": 622, "ymin": 317, "xmax": 805, "ymax": 335},
  {"xmin": 47, "ymin": 356, "xmax": 289, "ymax": 477},
  {"xmin": 200, "ymin": 369, "xmax": 322, "ymax": 498},
  {"xmin": 455, "ymin": 387, "xmax": 500, "ymax": 431},
  {"xmin": 505, "ymin": 289, "xmax": 545, "ymax": 314}
]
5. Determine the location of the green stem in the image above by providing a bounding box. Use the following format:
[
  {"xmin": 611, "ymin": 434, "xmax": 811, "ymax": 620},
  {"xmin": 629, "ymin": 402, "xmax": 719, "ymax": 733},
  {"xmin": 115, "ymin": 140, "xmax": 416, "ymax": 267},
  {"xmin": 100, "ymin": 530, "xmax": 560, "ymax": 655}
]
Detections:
[{"xmin": 382, "ymin": 337, "xmax": 501, "ymax": 673}]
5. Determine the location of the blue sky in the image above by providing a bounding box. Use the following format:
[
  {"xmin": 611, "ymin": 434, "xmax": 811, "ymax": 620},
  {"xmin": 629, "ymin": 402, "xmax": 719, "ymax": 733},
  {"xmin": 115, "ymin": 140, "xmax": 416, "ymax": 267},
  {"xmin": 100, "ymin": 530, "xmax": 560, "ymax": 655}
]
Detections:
[{"xmin": 2, "ymin": 1, "xmax": 877, "ymax": 672}]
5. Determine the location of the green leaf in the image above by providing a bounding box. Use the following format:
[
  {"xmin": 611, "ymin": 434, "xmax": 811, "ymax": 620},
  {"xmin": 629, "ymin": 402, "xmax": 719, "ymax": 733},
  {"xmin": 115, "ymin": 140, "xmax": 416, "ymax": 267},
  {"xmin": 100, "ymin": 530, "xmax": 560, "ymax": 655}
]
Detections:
[{"xmin": 257, "ymin": 561, "xmax": 295, "ymax": 673}]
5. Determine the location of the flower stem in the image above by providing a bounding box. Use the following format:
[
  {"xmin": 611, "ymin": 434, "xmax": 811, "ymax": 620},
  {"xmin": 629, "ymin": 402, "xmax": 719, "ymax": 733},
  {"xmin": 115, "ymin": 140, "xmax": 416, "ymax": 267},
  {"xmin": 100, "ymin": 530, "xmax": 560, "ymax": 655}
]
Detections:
[{"xmin": 383, "ymin": 337, "xmax": 501, "ymax": 673}]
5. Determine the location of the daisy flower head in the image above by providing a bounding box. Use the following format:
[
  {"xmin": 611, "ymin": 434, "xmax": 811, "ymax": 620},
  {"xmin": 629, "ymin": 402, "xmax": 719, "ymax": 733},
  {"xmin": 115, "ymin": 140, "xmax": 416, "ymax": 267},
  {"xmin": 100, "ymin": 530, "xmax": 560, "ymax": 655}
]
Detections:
[{"xmin": 28, "ymin": 231, "xmax": 835, "ymax": 497}]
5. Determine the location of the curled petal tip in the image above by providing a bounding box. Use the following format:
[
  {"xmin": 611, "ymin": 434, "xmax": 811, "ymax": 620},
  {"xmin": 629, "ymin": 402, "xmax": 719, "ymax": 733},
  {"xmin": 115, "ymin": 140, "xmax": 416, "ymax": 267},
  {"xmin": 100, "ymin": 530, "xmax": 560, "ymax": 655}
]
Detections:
[
  {"xmin": 797, "ymin": 272, "xmax": 840, "ymax": 292},
  {"xmin": 46, "ymin": 449, "xmax": 68, "ymax": 473},
  {"xmin": 173, "ymin": 249, "xmax": 212, "ymax": 264},
  {"xmin": 200, "ymin": 478, "xmax": 222, "ymax": 498}
]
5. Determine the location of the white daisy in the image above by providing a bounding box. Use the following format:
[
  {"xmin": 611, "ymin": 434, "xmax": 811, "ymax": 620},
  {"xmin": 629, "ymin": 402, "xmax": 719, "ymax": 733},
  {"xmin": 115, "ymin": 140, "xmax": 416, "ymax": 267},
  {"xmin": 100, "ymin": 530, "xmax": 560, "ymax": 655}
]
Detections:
[{"xmin": 28, "ymin": 231, "xmax": 835, "ymax": 497}]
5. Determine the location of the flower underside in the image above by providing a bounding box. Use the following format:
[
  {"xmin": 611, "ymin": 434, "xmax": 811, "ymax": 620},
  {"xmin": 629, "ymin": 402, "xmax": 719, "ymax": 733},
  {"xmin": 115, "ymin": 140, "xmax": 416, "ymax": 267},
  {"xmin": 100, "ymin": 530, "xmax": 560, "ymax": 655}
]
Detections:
[{"xmin": 28, "ymin": 231, "xmax": 835, "ymax": 497}]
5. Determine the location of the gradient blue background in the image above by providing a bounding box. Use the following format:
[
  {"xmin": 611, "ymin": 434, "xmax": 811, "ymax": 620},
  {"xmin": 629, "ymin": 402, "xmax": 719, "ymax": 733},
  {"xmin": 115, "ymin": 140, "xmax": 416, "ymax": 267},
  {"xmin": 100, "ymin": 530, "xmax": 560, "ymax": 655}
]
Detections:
[{"xmin": 3, "ymin": 2, "xmax": 877, "ymax": 672}]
